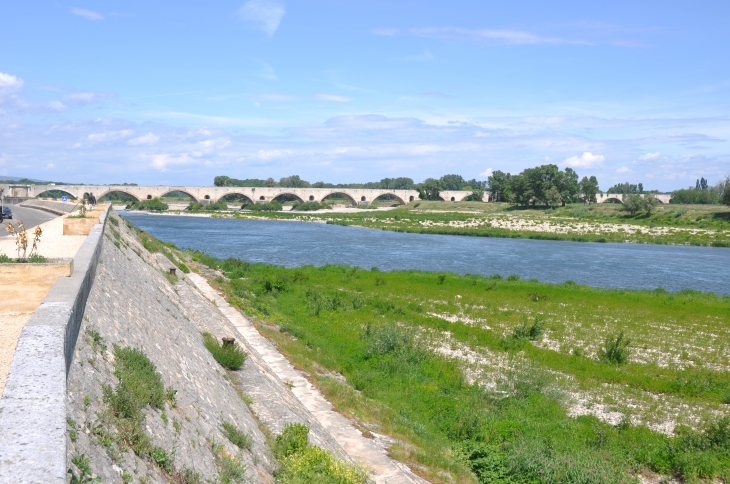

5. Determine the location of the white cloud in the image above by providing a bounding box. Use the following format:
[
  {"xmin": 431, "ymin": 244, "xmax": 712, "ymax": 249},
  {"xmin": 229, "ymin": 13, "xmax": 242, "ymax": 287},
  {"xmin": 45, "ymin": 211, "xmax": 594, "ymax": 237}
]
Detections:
[
  {"xmin": 0, "ymin": 72, "xmax": 24, "ymax": 96},
  {"xmin": 372, "ymin": 27, "xmax": 399, "ymax": 36},
  {"xmin": 254, "ymin": 60, "xmax": 278, "ymax": 81},
  {"xmin": 255, "ymin": 93, "xmax": 297, "ymax": 101},
  {"xmin": 411, "ymin": 27, "xmax": 589, "ymax": 45},
  {"xmin": 71, "ymin": 8, "xmax": 104, "ymax": 21},
  {"xmin": 313, "ymin": 94, "xmax": 353, "ymax": 102},
  {"xmin": 564, "ymin": 152, "xmax": 605, "ymax": 167},
  {"xmin": 616, "ymin": 166, "xmax": 630, "ymax": 173},
  {"xmin": 47, "ymin": 163, "xmax": 55, "ymax": 169},
  {"xmin": 128, "ymin": 133, "xmax": 160, "ymax": 146},
  {"xmin": 237, "ymin": 0, "xmax": 285, "ymax": 36},
  {"xmin": 479, "ymin": 168, "xmax": 493, "ymax": 178},
  {"xmin": 638, "ymin": 152, "xmax": 660, "ymax": 160}
]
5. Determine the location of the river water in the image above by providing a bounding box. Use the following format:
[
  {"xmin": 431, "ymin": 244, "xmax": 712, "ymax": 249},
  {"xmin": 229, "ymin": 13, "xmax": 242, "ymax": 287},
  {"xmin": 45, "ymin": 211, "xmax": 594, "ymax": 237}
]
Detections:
[{"xmin": 121, "ymin": 212, "xmax": 730, "ymax": 294}]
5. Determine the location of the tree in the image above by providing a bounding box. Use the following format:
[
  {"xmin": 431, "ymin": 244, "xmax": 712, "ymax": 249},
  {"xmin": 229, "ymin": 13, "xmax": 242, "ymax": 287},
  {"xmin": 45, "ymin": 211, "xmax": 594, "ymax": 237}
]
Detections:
[
  {"xmin": 463, "ymin": 188, "xmax": 485, "ymax": 202},
  {"xmin": 638, "ymin": 183, "xmax": 644, "ymax": 193},
  {"xmin": 439, "ymin": 174, "xmax": 467, "ymax": 191},
  {"xmin": 544, "ymin": 186, "xmax": 562, "ymax": 208},
  {"xmin": 279, "ymin": 175, "xmax": 310, "ymax": 188},
  {"xmin": 557, "ymin": 168, "xmax": 580, "ymax": 205},
  {"xmin": 644, "ymin": 194, "xmax": 659, "ymax": 215},
  {"xmin": 418, "ymin": 178, "xmax": 444, "ymax": 200},
  {"xmin": 621, "ymin": 193, "xmax": 644, "ymax": 216},
  {"xmin": 580, "ymin": 176, "xmax": 600, "ymax": 203},
  {"xmin": 608, "ymin": 182, "xmax": 639, "ymax": 194},
  {"xmin": 487, "ymin": 170, "xmax": 511, "ymax": 202},
  {"xmin": 507, "ymin": 174, "xmax": 532, "ymax": 206},
  {"xmin": 722, "ymin": 176, "xmax": 730, "ymax": 206}
]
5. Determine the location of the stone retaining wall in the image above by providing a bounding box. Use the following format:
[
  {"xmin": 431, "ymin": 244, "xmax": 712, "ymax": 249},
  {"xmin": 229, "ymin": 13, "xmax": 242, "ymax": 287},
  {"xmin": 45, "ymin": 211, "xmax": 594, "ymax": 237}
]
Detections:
[{"xmin": 0, "ymin": 205, "xmax": 109, "ymax": 483}]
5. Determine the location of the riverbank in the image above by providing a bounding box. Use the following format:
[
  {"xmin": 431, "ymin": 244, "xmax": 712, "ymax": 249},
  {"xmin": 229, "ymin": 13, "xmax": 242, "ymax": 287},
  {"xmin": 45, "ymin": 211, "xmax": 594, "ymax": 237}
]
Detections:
[
  {"xmin": 186, "ymin": 251, "xmax": 730, "ymax": 483},
  {"xmin": 125, "ymin": 201, "xmax": 730, "ymax": 247}
]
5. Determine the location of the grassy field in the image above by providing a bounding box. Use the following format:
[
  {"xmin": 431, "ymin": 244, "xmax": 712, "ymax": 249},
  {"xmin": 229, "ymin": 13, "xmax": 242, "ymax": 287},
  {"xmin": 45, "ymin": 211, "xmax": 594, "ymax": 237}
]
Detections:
[
  {"xmin": 184, "ymin": 251, "xmax": 730, "ymax": 484},
  {"xmin": 183, "ymin": 201, "xmax": 730, "ymax": 247}
]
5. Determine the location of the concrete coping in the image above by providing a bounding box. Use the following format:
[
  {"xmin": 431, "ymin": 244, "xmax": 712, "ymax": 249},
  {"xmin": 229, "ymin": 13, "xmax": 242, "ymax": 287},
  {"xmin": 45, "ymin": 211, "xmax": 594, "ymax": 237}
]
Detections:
[{"xmin": 0, "ymin": 205, "xmax": 110, "ymax": 483}]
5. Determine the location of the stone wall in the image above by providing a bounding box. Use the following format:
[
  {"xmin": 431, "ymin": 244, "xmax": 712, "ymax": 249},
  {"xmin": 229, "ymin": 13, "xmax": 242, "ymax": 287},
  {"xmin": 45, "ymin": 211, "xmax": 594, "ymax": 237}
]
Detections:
[{"xmin": 65, "ymin": 210, "xmax": 347, "ymax": 483}]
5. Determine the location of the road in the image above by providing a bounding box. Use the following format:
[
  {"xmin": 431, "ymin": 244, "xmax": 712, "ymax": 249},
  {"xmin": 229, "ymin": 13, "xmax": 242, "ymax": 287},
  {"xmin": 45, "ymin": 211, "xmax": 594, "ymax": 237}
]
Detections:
[{"xmin": 0, "ymin": 204, "xmax": 57, "ymax": 236}]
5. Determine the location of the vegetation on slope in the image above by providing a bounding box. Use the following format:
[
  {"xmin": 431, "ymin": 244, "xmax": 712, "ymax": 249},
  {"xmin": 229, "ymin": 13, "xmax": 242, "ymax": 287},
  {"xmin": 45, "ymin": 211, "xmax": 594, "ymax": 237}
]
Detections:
[{"xmin": 190, "ymin": 253, "xmax": 730, "ymax": 483}]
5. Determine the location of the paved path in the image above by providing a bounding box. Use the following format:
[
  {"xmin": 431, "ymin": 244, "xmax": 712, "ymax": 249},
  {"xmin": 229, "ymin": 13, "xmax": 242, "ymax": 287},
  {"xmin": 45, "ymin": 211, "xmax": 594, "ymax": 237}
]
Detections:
[
  {"xmin": 0, "ymin": 205, "xmax": 56, "ymax": 236},
  {"xmin": 188, "ymin": 273, "xmax": 427, "ymax": 484}
]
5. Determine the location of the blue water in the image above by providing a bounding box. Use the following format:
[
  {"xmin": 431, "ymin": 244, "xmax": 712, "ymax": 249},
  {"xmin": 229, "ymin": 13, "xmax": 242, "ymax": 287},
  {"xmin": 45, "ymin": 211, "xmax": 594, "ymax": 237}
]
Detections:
[{"xmin": 121, "ymin": 212, "xmax": 730, "ymax": 294}]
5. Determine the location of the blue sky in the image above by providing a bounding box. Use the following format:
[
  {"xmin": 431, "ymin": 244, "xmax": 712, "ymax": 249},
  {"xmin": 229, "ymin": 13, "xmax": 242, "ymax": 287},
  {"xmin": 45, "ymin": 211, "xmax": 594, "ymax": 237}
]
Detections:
[{"xmin": 0, "ymin": 1, "xmax": 729, "ymax": 190}]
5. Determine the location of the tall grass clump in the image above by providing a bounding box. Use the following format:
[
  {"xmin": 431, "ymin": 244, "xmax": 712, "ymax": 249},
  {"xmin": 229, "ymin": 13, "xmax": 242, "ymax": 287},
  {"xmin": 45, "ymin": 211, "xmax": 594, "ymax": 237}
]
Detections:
[
  {"xmin": 202, "ymin": 333, "xmax": 247, "ymax": 370},
  {"xmin": 221, "ymin": 422, "xmax": 252, "ymax": 450},
  {"xmin": 598, "ymin": 331, "xmax": 631, "ymax": 365}
]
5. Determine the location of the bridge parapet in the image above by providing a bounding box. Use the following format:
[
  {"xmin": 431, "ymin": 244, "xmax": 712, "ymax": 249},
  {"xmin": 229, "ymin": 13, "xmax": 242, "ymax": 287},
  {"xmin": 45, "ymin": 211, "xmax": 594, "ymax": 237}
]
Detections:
[{"xmin": 595, "ymin": 193, "xmax": 672, "ymax": 204}]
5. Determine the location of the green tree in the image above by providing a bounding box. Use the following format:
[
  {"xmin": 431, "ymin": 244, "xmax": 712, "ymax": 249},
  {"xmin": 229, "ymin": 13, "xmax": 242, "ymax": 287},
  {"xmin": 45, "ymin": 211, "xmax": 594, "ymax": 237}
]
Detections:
[
  {"xmin": 419, "ymin": 178, "xmax": 444, "ymax": 200},
  {"xmin": 507, "ymin": 174, "xmax": 532, "ymax": 205},
  {"xmin": 722, "ymin": 176, "xmax": 730, "ymax": 206},
  {"xmin": 621, "ymin": 193, "xmax": 644, "ymax": 216},
  {"xmin": 279, "ymin": 175, "xmax": 310, "ymax": 188},
  {"xmin": 580, "ymin": 176, "xmax": 600, "ymax": 203},
  {"xmin": 439, "ymin": 174, "xmax": 467, "ymax": 190},
  {"xmin": 557, "ymin": 167, "xmax": 580, "ymax": 205},
  {"xmin": 643, "ymin": 194, "xmax": 659, "ymax": 215},
  {"xmin": 487, "ymin": 170, "xmax": 511, "ymax": 202},
  {"xmin": 544, "ymin": 186, "xmax": 562, "ymax": 208}
]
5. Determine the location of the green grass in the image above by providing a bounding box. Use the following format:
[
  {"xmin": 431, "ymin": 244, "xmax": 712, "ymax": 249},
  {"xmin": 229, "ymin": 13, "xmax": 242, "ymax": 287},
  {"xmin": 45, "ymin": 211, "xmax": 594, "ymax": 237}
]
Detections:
[
  {"xmin": 221, "ymin": 422, "xmax": 252, "ymax": 450},
  {"xmin": 190, "ymin": 253, "xmax": 730, "ymax": 483},
  {"xmin": 202, "ymin": 332, "xmax": 248, "ymax": 370}
]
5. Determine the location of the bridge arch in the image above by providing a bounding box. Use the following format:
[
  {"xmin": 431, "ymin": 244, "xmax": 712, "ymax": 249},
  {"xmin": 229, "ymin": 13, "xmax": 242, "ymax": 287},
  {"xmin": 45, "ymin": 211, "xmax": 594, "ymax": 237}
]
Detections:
[
  {"xmin": 601, "ymin": 197, "xmax": 623, "ymax": 204},
  {"xmin": 272, "ymin": 192, "xmax": 305, "ymax": 204},
  {"xmin": 215, "ymin": 192, "xmax": 254, "ymax": 205},
  {"xmin": 319, "ymin": 191, "xmax": 357, "ymax": 206},
  {"xmin": 373, "ymin": 192, "xmax": 406, "ymax": 205},
  {"xmin": 36, "ymin": 189, "xmax": 77, "ymax": 201},
  {"xmin": 97, "ymin": 190, "xmax": 141, "ymax": 203},
  {"xmin": 159, "ymin": 190, "xmax": 199, "ymax": 203}
]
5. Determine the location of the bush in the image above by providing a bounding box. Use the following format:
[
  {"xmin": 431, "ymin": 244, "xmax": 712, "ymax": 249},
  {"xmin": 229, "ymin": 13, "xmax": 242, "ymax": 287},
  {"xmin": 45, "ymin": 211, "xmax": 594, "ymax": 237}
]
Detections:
[
  {"xmin": 291, "ymin": 201, "xmax": 331, "ymax": 211},
  {"xmin": 598, "ymin": 331, "xmax": 631, "ymax": 365},
  {"xmin": 177, "ymin": 262, "xmax": 191, "ymax": 273},
  {"xmin": 275, "ymin": 423, "xmax": 310, "ymax": 459},
  {"xmin": 126, "ymin": 198, "xmax": 168, "ymax": 211},
  {"xmin": 240, "ymin": 201, "xmax": 282, "ymax": 211},
  {"xmin": 512, "ymin": 318, "xmax": 543, "ymax": 341},
  {"xmin": 202, "ymin": 333, "xmax": 247, "ymax": 370}
]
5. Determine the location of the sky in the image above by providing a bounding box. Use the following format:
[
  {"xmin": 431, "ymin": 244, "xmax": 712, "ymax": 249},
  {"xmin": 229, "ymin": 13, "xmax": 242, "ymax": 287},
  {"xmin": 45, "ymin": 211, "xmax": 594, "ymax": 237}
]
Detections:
[{"xmin": 0, "ymin": 1, "xmax": 729, "ymax": 190}]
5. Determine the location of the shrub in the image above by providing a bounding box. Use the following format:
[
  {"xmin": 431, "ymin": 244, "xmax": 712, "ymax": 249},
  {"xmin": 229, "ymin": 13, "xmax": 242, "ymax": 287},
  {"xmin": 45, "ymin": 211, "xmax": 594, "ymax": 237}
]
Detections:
[
  {"xmin": 222, "ymin": 422, "xmax": 252, "ymax": 450},
  {"xmin": 202, "ymin": 333, "xmax": 247, "ymax": 370},
  {"xmin": 275, "ymin": 423, "xmax": 310, "ymax": 459},
  {"xmin": 362, "ymin": 323, "xmax": 414, "ymax": 358},
  {"xmin": 240, "ymin": 201, "xmax": 282, "ymax": 211},
  {"xmin": 177, "ymin": 262, "xmax": 191, "ymax": 273},
  {"xmin": 291, "ymin": 201, "xmax": 331, "ymax": 211},
  {"xmin": 126, "ymin": 198, "xmax": 168, "ymax": 211},
  {"xmin": 598, "ymin": 331, "xmax": 631, "ymax": 365},
  {"xmin": 512, "ymin": 318, "xmax": 543, "ymax": 341}
]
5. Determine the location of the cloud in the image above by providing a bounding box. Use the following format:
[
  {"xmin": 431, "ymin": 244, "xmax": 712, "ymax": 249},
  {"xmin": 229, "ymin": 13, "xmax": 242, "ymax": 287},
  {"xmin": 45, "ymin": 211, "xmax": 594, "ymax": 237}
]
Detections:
[
  {"xmin": 564, "ymin": 152, "xmax": 605, "ymax": 167},
  {"xmin": 237, "ymin": 0, "xmax": 285, "ymax": 36},
  {"xmin": 0, "ymin": 72, "xmax": 24, "ymax": 96},
  {"xmin": 372, "ymin": 27, "xmax": 399, "ymax": 36},
  {"xmin": 411, "ymin": 27, "xmax": 590, "ymax": 45},
  {"xmin": 479, "ymin": 168, "xmax": 493, "ymax": 178},
  {"xmin": 313, "ymin": 94, "xmax": 353, "ymax": 102},
  {"xmin": 616, "ymin": 166, "xmax": 630, "ymax": 173},
  {"xmin": 399, "ymin": 50, "xmax": 434, "ymax": 62},
  {"xmin": 128, "ymin": 133, "xmax": 160, "ymax": 146},
  {"xmin": 47, "ymin": 163, "xmax": 55, "ymax": 169},
  {"xmin": 638, "ymin": 152, "xmax": 660, "ymax": 160},
  {"xmin": 254, "ymin": 93, "xmax": 297, "ymax": 101},
  {"xmin": 71, "ymin": 8, "xmax": 104, "ymax": 21},
  {"xmin": 62, "ymin": 91, "xmax": 108, "ymax": 105},
  {"xmin": 254, "ymin": 60, "xmax": 278, "ymax": 81}
]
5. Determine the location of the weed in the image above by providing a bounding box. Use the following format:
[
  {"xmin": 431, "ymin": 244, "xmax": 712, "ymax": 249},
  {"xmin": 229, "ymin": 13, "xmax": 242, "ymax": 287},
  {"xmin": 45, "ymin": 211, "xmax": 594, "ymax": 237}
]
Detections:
[
  {"xmin": 160, "ymin": 412, "xmax": 168, "ymax": 424},
  {"xmin": 181, "ymin": 469, "xmax": 202, "ymax": 484},
  {"xmin": 274, "ymin": 423, "xmax": 309, "ymax": 459},
  {"xmin": 177, "ymin": 262, "xmax": 191, "ymax": 273},
  {"xmin": 598, "ymin": 331, "xmax": 631, "ymax": 365},
  {"xmin": 149, "ymin": 445, "xmax": 173, "ymax": 473},
  {"xmin": 437, "ymin": 274, "xmax": 446, "ymax": 284},
  {"xmin": 374, "ymin": 275, "xmax": 387, "ymax": 286},
  {"xmin": 68, "ymin": 454, "xmax": 100, "ymax": 483},
  {"xmin": 202, "ymin": 333, "xmax": 247, "ymax": 370},
  {"xmin": 108, "ymin": 216, "xmax": 119, "ymax": 226},
  {"xmin": 121, "ymin": 471, "xmax": 133, "ymax": 482},
  {"xmin": 512, "ymin": 317, "xmax": 543, "ymax": 341},
  {"xmin": 222, "ymin": 422, "xmax": 252, "ymax": 450},
  {"xmin": 86, "ymin": 328, "xmax": 107, "ymax": 352}
]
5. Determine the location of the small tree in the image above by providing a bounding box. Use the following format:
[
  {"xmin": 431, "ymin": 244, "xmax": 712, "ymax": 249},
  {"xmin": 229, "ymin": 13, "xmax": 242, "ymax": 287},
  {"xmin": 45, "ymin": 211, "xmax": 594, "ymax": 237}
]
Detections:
[
  {"xmin": 643, "ymin": 193, "xmax": 659, "ymax": 215},
  {"xmin": 598, "ymin": 331, "xmax": 631, "ymax": 365},
  {"xmin": 580, "ymin": 176, "xmax": 599, "ymax": 203},
  {"xmin": 722, "ymin": 176, "xmax": 730, "ymax": 207},
  {"xmin": 621, "ymin": 193, "xmax": 644, "ymax": 216}
]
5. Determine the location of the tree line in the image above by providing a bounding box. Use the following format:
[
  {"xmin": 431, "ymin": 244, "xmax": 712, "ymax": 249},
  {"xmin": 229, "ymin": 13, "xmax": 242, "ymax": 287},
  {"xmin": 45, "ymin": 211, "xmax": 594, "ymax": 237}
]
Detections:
[
  {"xmin": 486, "ymin": 165, "xmax": 599, "ymax": 207},
  {"xmin": 214, "ymin": 175, "xmax": 487, "ymax": 192}
]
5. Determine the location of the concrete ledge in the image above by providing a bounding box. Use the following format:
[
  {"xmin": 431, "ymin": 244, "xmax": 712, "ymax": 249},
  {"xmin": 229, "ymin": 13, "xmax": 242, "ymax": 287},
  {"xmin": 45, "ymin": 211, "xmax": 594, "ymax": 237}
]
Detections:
[
  {"xmin": 0, "ymin": 205, "xmax": 109, "ymax": 483},
  {"xmin": 19, "ymin": 200, "xmax": 76, "ymax": 215}
]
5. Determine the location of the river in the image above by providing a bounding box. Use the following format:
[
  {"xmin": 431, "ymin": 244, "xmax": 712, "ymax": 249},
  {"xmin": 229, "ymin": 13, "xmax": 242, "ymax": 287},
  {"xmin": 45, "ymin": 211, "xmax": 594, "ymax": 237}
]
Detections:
[{"xmin": 121, "ymin": 212, "xmax": 730, "ymax": 294}]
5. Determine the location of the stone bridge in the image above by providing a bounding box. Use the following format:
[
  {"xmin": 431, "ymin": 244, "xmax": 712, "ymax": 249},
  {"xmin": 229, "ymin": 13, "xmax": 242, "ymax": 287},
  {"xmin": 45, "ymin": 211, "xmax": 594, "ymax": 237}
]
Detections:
[
  {"xmin": 595, "ymin": 193, "xmax": 672, "ymax": 204},
  {"xmin": 0, "ymin": 185, "xmax": 485, "ymax": 205}
]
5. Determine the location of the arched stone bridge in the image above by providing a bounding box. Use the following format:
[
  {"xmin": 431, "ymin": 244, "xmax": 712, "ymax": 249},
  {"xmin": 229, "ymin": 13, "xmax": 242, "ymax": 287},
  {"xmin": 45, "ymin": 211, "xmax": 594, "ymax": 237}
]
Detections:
[
  {"xmin": 595, "ymin": 193, "xmax": 672, "ymax": 204},
  {"xmin": 1, "ymin": 185, "xmax": 485, "ymax": 205}
]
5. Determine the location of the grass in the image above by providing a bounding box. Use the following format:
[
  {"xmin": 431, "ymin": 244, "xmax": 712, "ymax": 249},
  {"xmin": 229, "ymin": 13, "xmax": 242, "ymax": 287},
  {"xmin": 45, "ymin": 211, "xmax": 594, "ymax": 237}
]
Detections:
[
  {"xmin": 189, "ymin": 252, "xmax": 730, "ymax": 483},
  {"xmin": 221, "ymin": 422, "xmax": 252, "ymax": 450},
  {"xmin": 202, "ymin": 332, "xmax": 248, "ymax": 370}
]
